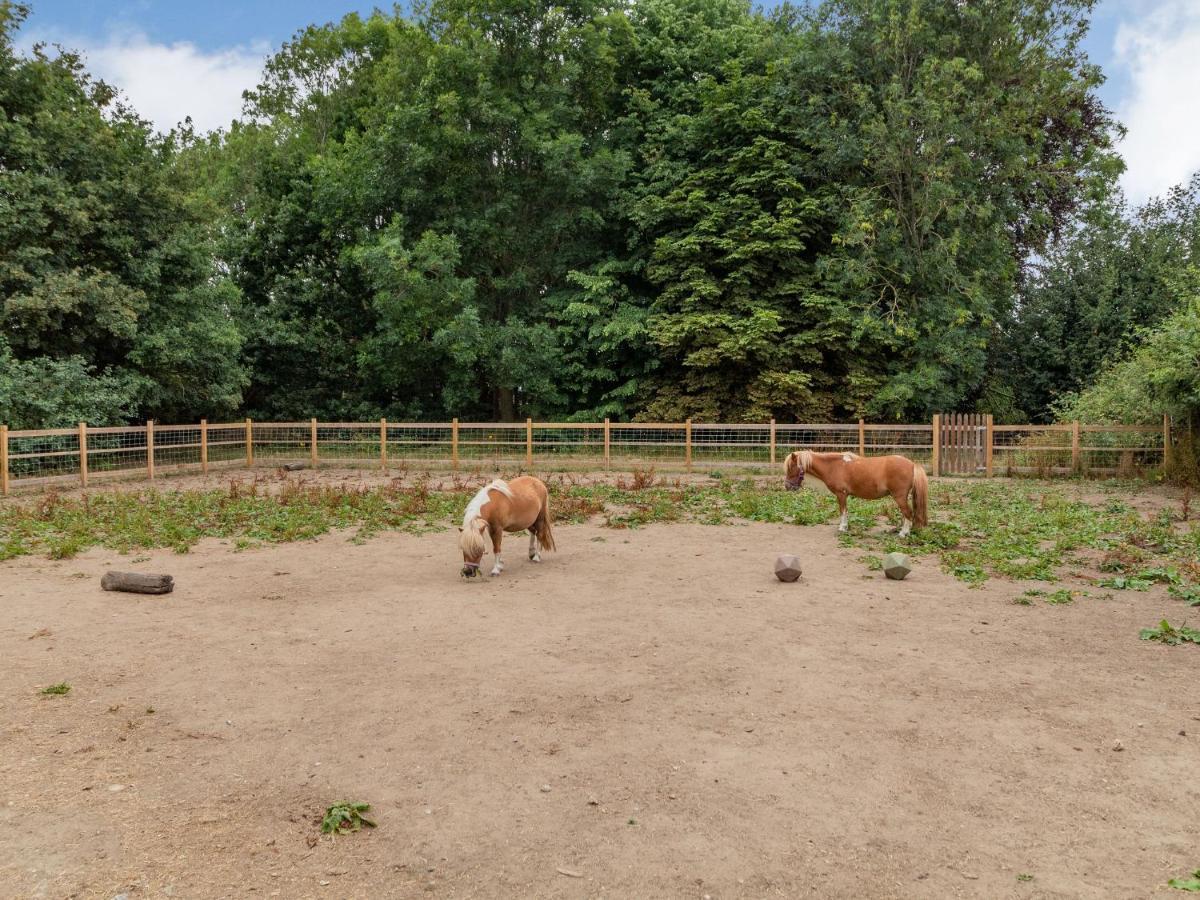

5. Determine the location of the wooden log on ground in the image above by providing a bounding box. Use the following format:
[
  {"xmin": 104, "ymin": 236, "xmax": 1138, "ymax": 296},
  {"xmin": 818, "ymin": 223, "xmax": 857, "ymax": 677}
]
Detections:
[
  {"xmin": 282, "ymin": 462, "xmax": 308, "ymax": 472},
  {"xmin": 101, "ymin": 572, "xmax": 174, "ymax": 595}
]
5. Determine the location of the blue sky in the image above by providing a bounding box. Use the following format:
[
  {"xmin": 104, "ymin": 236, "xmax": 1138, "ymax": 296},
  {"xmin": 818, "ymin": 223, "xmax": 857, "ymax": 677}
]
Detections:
[{"xmin": 19, "ymin": 1, "xmax": 1200, "ymax": 204}]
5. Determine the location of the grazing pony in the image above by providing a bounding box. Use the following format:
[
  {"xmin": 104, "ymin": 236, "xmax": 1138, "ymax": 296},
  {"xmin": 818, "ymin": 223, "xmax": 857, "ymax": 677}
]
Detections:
[
  {"xmin": 783, "ymin": 450, "xmax": 929, "ymax": 536},
  {"xmin": 459, "ymin": 476, "xmax": 556, "ymax": 578}
]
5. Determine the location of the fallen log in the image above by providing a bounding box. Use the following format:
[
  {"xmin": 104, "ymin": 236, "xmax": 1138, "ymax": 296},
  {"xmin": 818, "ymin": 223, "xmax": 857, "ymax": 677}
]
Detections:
[
  {"xmin": 101, "ymin": 572, "xmax": 174, "ymax": 595},
  {"xmin": 282, "ymin": 463, "xmax": 308, "ymax": 472}
]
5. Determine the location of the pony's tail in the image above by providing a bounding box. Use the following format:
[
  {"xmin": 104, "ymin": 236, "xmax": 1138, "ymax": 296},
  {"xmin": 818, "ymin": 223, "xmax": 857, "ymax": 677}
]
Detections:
[
  {"xmin": 911, "ymin": 464, "xmax": 929, "ymax": 529},
  {"xmin": 536, "ymin": 496, "xmax": 557, "ymax": 553}
]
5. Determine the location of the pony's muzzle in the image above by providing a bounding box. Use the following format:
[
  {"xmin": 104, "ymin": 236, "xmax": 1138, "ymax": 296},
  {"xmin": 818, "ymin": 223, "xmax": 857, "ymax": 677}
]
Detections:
[
  {"xmin": 461, "ymin": 564, "xmax": 480, "ymax": 579},
  {"xmin": 784, "ymin": 475, "xmax": 804, "ymax": 491}
]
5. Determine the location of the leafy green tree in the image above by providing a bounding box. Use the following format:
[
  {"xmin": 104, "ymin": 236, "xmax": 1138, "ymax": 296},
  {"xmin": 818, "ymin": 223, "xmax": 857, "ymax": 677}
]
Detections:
[
  {"xmin": 0, "ymin": 3, "xmax": 246, "ymax": 425},
  {"xmin": 993, "ymin": 177, "xmax": 1200, "ymax": 420},
  {"xmin": 805, "ymin": 0, "xmax": 1121, "ymax": 420}
]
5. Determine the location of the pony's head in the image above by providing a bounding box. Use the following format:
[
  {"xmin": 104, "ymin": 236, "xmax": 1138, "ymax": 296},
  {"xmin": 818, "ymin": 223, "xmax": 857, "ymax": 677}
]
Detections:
[
  {"xmin": 783, "ymin": 450, "xmax": 811, "ymax": 491},
  {"xmin": 459, "ymin": 517, "xmax": 488, "ymax": 577}
]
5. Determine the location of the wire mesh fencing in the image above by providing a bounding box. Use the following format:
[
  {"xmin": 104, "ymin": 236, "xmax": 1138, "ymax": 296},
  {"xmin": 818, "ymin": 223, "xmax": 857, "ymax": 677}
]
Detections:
[{"xmin": 0, "ymin": 416, "xmax": 1172, "ymax": 494}]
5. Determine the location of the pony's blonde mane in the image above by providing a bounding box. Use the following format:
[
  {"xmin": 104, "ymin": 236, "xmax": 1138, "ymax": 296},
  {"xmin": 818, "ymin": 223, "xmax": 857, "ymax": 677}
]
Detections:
[
  {"xmin": 798, "ymin": 450, "xmax": 814, "ymax": 469},
  {"xmin": 459, "ymin": 519, "xmax": 488, "ymax": 558}
]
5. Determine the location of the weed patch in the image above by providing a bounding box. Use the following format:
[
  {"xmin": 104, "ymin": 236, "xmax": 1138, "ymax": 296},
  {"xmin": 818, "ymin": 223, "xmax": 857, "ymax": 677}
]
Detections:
[
  {"xmin": 320, "ymin": 801, "xmax": 376, "ymax": 835},
  {"xmin": 1139, "ymin": 620, "xmax": 1200, "ymax": 646}
]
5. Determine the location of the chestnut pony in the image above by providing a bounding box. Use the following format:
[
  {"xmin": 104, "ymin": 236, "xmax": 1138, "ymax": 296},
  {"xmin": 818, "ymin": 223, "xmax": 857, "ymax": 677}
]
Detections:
[
  {"xmin": 783, "ymin": 450, "xmax": 929, "ymax": 536},
  {"xmin": 459, "ymin": 476, "xmax": 556, "ymax": 577}
]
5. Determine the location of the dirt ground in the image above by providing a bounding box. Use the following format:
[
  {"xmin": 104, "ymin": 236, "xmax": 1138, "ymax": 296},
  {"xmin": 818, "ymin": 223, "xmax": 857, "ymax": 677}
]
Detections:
[{"xmin": 2, "ymin": 491, "xmax": 1199, "ymax": 898}]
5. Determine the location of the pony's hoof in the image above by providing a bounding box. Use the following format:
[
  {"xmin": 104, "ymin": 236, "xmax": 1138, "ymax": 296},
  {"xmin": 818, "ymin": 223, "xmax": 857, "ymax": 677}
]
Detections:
[
  {"xmin": 838, "ymin": 526, "xmax": 849, "ymax": 534},
  {"xmin": 490, "ymin": 568, "xmax": 502, "ymax": 577},
  {"xmin": 530, "ymin": 554, "xmax": 541, "ymax": 563}
]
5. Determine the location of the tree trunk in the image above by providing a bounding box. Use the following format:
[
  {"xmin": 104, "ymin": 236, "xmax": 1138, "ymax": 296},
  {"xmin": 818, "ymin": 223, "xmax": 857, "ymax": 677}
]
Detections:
[{"xmin": 495, "ymin": 386, "xmax": 516, "ymax": 422}]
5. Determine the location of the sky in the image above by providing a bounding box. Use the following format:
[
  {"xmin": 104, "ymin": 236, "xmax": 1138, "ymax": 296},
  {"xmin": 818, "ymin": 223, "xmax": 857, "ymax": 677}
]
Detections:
[{"xmin": 16, "ymin": 0, "xmax": 1200, "ymax": 205}]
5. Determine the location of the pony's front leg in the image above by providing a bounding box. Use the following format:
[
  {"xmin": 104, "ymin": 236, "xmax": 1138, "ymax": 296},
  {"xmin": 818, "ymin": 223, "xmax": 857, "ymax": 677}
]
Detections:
[
  {"xmin": 836, "ymin": 494, "xmax": 849, "ymax": 533},
  {"xmin": 528, "ymin": 530, "xmax": 541, "ymax": 563},
  {"xmin": 490, "ymin": 528, "xmax": 505, "ymax": 576}
]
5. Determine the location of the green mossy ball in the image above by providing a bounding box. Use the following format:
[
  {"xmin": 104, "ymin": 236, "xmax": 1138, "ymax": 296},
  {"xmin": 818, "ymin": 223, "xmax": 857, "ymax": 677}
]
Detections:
[{"xmin": 883, "ymin": 551, "xmax": 912, "ymax": 580}]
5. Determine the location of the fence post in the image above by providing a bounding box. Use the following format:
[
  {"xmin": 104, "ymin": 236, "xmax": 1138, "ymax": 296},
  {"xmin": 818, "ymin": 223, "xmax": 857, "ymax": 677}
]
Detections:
[
  {"xmin": 0, "ymin": 424, "xmax": 9, "ymax": 496},
  {"xmin": 78, "ymin": 422, "xmax": 88, "ymax": 488},
  {"xmin": 451, "ymin": 418, "xmax": 459, "ymax": 470},
  {"xmin": 381, "ymin": 418, "xmax": 388, "ymax": 470},
  {"xmin": 858, "ymin": 418, "xmax": 865, "ymax": 456},
  {"xmin": 147, "ymin": 420, "xmax": 156, "ymax": 480},
  {"xmin": 526, "ymin": 417, "xmax": 533, "ymax": 468},
  {"xmin": 1163, "ymin": 414, "xmax": 1171, "ymax": 472},
  {"xmin": 769, "ymin": 418, "xmax": 776, "ymax": 466},
  {"xmin": 603, "ymin": 418, "xmax": 611, "ymax": 471},
  {"xmin": 685, "ymin": 419, "xmax": 693, "ymax": 473},
  {"xmin": 310, "ymin": 418, "xmax": 318, "ymax": 468},
  {"xmin": 1071, "ymin": 421, "xmax": 1081, "ymax": 474},
  {"xmin": 984, "ymin": 414, "xmax": 994, "ymax": 477},
  {"xmin": 200, "ymin": 419, "xmax": 209, "ymax": 474},
  {"xmin": 931, "ymin": 414, "xmax": 940, "ymax": 476},
  {"xmin": 245, "ymin": 418, "xmax": 253, "ymax": 467}
]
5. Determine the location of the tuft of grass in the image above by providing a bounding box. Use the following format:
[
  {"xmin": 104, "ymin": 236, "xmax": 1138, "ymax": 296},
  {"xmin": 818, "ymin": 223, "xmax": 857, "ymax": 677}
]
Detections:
[
  {"xmin": 1016, "ymin": 873, "xmax": 1034, "ymax": 883},
  {"xmin": 320, "ymin": 801, "xmax": 376, "ymax": 835},
  {"xmin": 41, "ymin": 682, "xmax": 71, "ymax": 695},
  {"xmin": 858, "ymin": 554, "xmax": 883, "ymax": 571},
  {"xmin": 1169, "ymin": 584, "xmax": 1200, "ymax": 607},
  {"xmin": 1169, "ymin": 870, "xmax": 1200, "ymax": 892},
  {"xmin": 1139, "ymin": 620, "xmax": 1200, "ymax": 646},
  {"xmin": 1098, "ymin": 575, "xmax": 1153, "ymax": 591}
]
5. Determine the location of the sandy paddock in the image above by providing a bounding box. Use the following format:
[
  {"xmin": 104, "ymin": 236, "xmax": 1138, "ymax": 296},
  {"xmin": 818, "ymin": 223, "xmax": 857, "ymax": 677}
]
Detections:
[{"xmin": 1, "ymin": 475, "xmax": 1198, "ymax": 899}]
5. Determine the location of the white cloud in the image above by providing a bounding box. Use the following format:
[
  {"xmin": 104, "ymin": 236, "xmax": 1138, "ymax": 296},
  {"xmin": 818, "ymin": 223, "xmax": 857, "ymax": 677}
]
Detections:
[
  {"xmin": 27, "ymin": 30, "xmax": 269, "ymax": 135},
  {"xmin": 1112, "ymin": 1, "xmax": 1200, "ymax": 203}
]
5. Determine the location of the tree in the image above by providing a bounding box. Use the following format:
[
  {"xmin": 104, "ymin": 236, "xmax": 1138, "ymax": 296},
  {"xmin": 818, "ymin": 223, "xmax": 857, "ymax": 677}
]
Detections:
[
  {"xmin": 0, "ymin": 3, "xmax": 246, "ymax": 425},
  {"xmin": 993, "ymin": 176, "xmax": 1200, "ymax": 420}
]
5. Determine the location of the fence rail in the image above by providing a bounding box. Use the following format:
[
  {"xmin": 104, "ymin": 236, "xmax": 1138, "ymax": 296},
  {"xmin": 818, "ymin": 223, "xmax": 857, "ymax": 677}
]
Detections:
[{"xmin": 0, "ymin": 416, "xmax": 1173, "ymax": 495}]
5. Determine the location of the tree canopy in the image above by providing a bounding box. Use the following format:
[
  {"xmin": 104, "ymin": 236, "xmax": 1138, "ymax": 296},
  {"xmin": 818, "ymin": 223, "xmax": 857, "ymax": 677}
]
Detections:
[{"xmin": 4, "ymin": 0, "xmax": 1195, "ymax": 440}]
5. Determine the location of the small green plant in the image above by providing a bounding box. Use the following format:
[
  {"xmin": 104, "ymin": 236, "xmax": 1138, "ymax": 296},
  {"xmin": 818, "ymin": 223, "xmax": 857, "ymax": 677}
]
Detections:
[
  {"xmin": 1169, "ymin": 584, "xmax": 1200, "ymax": 606},
  {"xmin": 1012, "ymin": 595, "xmax": 1034, "ymax": 606},
  {"xmin": 41, "ymin": 682, "xmax": 71, "ymax": 695},
  {"xmin": 1139, "ymin": 620, "xmax": 1200, "ymax": 646},
  {"xmin": 1044, "ymin": 588, "xmax": 1075, "ymax": 605},
  {"xmin": 627, "ymin": 818, "xmax": 637, "ymax": 826},
  {"xmin": 1016, "ymin": 873, "xmax": 1034, "ymax": 883},
  {"xmin": 1169, "ymin": 870, "xmax": 1200, "ymax": 892},
  {"xmin": 320, "ymin": 801, "xmax": 376, "ymax": 835},
  {"xmin": 1136, "ymin": 566, "xmax": 1181, "ymax": 585},
  {"xmin": 1098, "ymin": 575, "xmax": 1153, "ymax": 591},
  {"xmin": 858, "ymin": 554, "xmax": 883, "ymax": 571}
]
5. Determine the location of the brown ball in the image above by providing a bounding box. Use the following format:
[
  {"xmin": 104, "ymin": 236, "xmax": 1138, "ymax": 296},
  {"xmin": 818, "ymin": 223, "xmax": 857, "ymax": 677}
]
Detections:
[{"xmin": 774, "ymin": 554, "xmax": 803, "ymax": 583}]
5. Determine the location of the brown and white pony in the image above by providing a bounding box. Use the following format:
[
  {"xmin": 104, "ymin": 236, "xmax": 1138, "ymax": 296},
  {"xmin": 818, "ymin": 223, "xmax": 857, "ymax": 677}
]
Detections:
[
  {"xmin": 783, "ymin": 450, "xmax": 929, "ymax": 536},
  {"xmin": 459, "ymin": 476, "xmax": 556, "ymax": 577}
]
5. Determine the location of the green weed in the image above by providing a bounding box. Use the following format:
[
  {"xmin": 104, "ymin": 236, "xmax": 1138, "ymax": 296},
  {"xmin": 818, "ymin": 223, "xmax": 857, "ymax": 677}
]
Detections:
[
  {"xmin": 1169, "ymin": 870, "xmax": 1200, "ymax": 891},
  {"xmin": 1098, "ymin": 575, "xmax": 1153, "ymax": 591},
  {"xmin": 320, "ymin": 801, "xmax": 376, "ymax": 835},
  {"xmin": 41, "ymin": 682, "xmax": 70, "ymax": 695},
  {"xmin": 1169, "ymin": 584, "xmax": 1200, "ymax": 606},
  {"xmin": 1139, "ymin": 620, "xmax": 1200, "ymax": 646}
]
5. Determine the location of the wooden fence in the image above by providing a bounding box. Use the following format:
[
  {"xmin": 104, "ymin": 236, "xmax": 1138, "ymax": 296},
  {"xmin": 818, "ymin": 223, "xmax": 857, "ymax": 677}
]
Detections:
[{"xmin": 0, "ymin": 415, "xmax": 1173, "ymax": 495}]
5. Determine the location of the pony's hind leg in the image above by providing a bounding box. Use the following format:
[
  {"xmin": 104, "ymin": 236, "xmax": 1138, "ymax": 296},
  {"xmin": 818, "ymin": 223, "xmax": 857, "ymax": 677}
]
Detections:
[
  {"xmin": 837, "ymin": 493, "xmax": 849, "ymax": 533},
  {"xmin": 528, "ymin": 528, "xmax": 541, "ymax": 563},
  {"xmin": 892, "ymin": 491, "xmax": 913, "ymax": 537}
]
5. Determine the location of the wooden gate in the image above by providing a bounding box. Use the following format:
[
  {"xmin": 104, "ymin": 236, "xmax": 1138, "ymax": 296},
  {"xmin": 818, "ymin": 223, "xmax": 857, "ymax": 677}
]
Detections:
[{"xmin": 938, "ymin": 413, "xmax": 989, "ymax": 476}]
